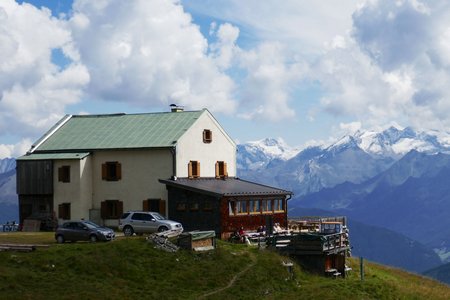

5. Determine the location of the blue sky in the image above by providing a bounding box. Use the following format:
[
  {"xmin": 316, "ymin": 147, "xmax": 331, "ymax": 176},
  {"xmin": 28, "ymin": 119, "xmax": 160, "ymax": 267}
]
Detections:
[{"xmin": 1, "ymin": 0, "xmax": 450, "ymax": 157}]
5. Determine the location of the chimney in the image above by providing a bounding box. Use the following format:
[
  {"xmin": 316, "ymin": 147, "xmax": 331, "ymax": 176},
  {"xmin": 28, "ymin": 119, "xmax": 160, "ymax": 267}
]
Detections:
[{"xmin": 170, "ymin": 104, "xmax": 184, "ymax": 112}]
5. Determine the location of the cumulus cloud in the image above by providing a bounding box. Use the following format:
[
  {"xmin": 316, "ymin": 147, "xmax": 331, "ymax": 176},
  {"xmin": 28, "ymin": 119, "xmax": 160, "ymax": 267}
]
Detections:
[
  {"xmin": 308, "ymin": 0, "xmax": 450, "ymax": 133},
  {"xmin": 0, "ymin": 138, "xmax": 33, "ymax": 158},
  {"xmin": 5, "ymin": 0, "xmax": 450, "ymax": 158},
  {"xmin": 69, "ymin": 0, "xmax": 236, "ymax": 113},
  {"xmin": 0, "ymin": 0, "xmax": 88, "ymax": 158},
  {"xmin": 237, "ymin": 42, "xmax": 306, "ymax": 121},
  {"xmin": 352, "ymin": 0, "xmax": 432, "ymax": 71},
  {"xmin": 209, "ymin": 22, "xmax": 240, "ymax": 69},
  {"xmin": 208, "ymin": 22, "xmax": 308, "ymax": 122}
]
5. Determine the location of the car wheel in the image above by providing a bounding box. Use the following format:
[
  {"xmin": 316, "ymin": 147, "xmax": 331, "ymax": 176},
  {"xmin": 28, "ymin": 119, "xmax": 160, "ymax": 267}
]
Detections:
[
  {"xmin": 89, "ymin": 235, "xmax": 98, "ymax": 243},
  {"xmin": 158, "ymin": 226, "xmax": 169, "ymax": 232},
  {"xmin": 123, "ymin": 226, "xmax": 134, "ymax": 236},
  {"xmin": 56, "ymin": 235, "xmax": 65, "ymax": 244}
]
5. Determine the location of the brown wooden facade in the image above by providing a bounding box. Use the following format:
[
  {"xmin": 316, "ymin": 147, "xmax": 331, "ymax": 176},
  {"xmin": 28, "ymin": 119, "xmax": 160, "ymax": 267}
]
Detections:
[
  {"xmin": 163, "ymin": 178, "xmax": 291, "ymax": 239},
  {"xmin": 16, "ymin": 160, "xmax": 54, "ymax": 227},
  {"xmin": 220, "ymin": 196, "xmax": 287, "ymax": 238}
]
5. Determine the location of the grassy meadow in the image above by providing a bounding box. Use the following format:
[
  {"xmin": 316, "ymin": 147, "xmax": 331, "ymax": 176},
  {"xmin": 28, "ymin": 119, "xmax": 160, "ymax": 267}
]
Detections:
[{"xmin": 0, "ymin": 232, "xmax": 449, "ymax": 299}]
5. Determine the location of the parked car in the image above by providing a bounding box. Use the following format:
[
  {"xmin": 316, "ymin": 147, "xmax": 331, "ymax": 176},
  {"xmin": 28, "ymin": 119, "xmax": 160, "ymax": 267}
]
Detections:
[
  {"xmin": 55, "ymin": 220, "xmax": 115, "ymax": 243},
  {"xmin": 118, "ymin": 211, "xmax": 183, "ymax": 236}
]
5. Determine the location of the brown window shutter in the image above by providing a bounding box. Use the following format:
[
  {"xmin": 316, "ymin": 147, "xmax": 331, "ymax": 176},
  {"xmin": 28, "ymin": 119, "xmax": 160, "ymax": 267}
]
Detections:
[
  {"xmin": 159, "ymin": 200, "xmax": 166, "ymax": 216},
  {"xmin": 102, "ymin": 163, "xmax": 107, "ymax": 180},
  {"xmin": 197, "ymin": 161, "xmax": 200, "ymax": 177},
  {"xmin": 188, "ymin": 161, "xmax": 193, "ymax": 178},
  {"xmin": 118, "ymin": 201, "xmax": 124, "ymax": 216},
  {"xmin": 66, "ymin": 204, "xmax": 71, "ymax": 220},
  {"xmin": 215, "ymin": 162, "xmax": 219, "ymax": 178},
  {"xmin": 101, "ymin": 201, "xmax": 107, "ymax": 219},
  {"xmin": 58, "ymin": 167, "xmax": 63, "ymax": 182},
  {"xmin": 143, "ymin": 200, "xmax": 149, "ymax": 211},
  {"xmin": 224, "ymin": 162, "xmax": 228, "ymax": 177},
  {"xmin": 58, "ymin": 204, "xmax": 64, "ymax": 219},
  {"xmin": 116, "ymin": 163, "xmax": 122, "ymax": 180}
]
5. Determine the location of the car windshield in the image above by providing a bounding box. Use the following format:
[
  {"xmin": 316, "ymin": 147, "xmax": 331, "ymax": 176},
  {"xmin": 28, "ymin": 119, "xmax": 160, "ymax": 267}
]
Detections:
[
  {"xmin": 82, "ymin": 221, "xmax": 101, "ymax": 229},
  {"xmin": 151, "ymin": 213, "xmax": 165, "ymax": 220}
]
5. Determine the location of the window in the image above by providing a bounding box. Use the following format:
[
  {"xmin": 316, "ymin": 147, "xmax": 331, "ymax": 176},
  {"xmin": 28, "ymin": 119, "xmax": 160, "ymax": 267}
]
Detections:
[
  {"xmin": 273, "ymin": 199, "xmax": 285, "ymax": 212},
  {"xmin": 190, "ymin": 202, "xmax": 199, "ymax": 211},
  {"xmin": 58, "ymin": 166, "xmax": 70, "ymax": 183},
  {"xmin": 188, "ymin": 161, "xmax": 200, "ymax": 178},
  {"xmin": 58, "ymin": 203, "xmax": 71, "ymax": 220},
  {"xmin": 131, "ymin": 212, "xmax": 153, "ymax": 221},
  {"xmin": 249, "ymin": 200, "xmax": 260, "ymax": 214},
  {"xmin": 229, "ymin": 201, "xmax": 236, "ymax": 215},
  {"xmin": 143, "ymin": 199, "xmax": 164, "ymax": 213},
  {"xmin": 203, "ymin": 129, "xmax": 212, "ymax": 143},
  {"xmin": 261, "ymin": 199, "xmax": 272, "ymax": 213},
  {"xmin": 236, "ymin": 200, "xmax": 247, "ymax": 215},
  {"xmin": 203, "ymin": 201, "xmax": 213, "ymax": 211},
  {"xmin": 229, "ymin": 200, "xmax": 251, "ymax": 215},
  {"xmin": 39, "ymin": 204, "xmax": 47, "ymax": 212},
  {"xmin": 176, "ymin": 202, "xmax": 187, "ymax": 211},
  {"xmin": 101, "ymin": 200, "xmax": 123, "ymax": 219},
  {"xmin": 215, "ymin": 161, "xmax": 228, "ymax": 178},
  {"xmin": 102, "ymin": 162, "xmax": 122, "ymax": 181}
]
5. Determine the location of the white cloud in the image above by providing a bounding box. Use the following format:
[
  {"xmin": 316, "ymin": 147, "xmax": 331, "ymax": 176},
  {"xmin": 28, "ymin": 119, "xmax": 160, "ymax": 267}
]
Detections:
[
  {"xmin": 0, "ymin": 138, "xmax": 33, "ymax": 159},
  {"xmin": 183, "ymin": 0, "xmax": 361, "ymax": 55},
  {"xmin": 0, "ymin": 0, "xmax": 88, "ymax": 157},
  {"xmin": 237, "ymin": 42, "xmax": 306, "ymax": 121},
  {"xmin": 316, "ymin": 0, "xmax": 450, "ymax": 132},
  {"xmin": 69, "ymin": 0, "xmax": 237, "ymax": 113},
  {"xmin": 352, "ymin": 0, "xmax": 432, "ymax": 71},
  {"xmin": 209, "ymin": 23, "xmax": 240, "ymax": 69},
  {"xmin": 339, "ymin": 121, "xmax": 362, "ymax": 134},
  {"xmin": 5, "ymin": 0, "xmax": 450, "ymax": 157}
]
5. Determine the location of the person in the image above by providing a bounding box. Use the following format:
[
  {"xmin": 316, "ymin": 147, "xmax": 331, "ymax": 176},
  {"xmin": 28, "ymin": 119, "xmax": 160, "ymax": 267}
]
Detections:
[
  {"xmin": 274, "ymin": 223, "xmax": 289, "ymax": 234},
  {"xmin": 256, "ymin": 225, "xmax": 266, "ymax": 236},
  {"xmin": 238, "ymin": 226, "xmax": 247, "ymax": 243}
]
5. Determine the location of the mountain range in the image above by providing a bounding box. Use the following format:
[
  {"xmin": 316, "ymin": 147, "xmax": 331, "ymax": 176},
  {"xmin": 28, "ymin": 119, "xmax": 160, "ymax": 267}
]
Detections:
[
  {"xmin": 236, "ymin": 126, "xmax": 450, "ymax": 271},
  {"xmin": 0, "ymin": 158, "xmax": 18, "ymax": 224},
  {"xmin": 238, "ymin": 126, "xmax": 450, "ymax": 196}
]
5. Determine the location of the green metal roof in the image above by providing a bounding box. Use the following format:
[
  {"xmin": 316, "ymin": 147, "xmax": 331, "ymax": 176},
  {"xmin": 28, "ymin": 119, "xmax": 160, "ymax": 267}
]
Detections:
[
  {"xmin": 33, "ymin": 110, "xmax": 205, "ymax": 151},
  {"xmin": 17, "ymin": 152, "xmax": 91, "ymax": 160}
]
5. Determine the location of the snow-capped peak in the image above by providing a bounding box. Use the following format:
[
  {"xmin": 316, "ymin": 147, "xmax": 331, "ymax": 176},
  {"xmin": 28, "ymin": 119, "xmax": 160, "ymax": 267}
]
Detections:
[
  {"xmin": 244, "ymin": 137, "xmax": 300, "ymax": 161},
  {"xmin": 335, "ymin": 126, "xmax": 450, "ymax": 157}
]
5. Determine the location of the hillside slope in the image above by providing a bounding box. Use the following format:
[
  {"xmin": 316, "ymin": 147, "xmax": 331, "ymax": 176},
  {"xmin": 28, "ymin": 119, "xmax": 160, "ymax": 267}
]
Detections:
[
  {"xmin": 0, "ymin": 234, "xmax": 449, "ymax": 299},
  {"xmin": 424, "ymin": 262, "xmax": 450, "ymax": 285}
]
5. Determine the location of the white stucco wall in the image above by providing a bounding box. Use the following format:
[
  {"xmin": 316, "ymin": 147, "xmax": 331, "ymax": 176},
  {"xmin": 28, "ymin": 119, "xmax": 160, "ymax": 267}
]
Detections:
[
  {"xmin": 176, "ymin": 111, "xmax": 236, "ymax": 177},
  {"xmin": 91, "ymin": 149, "xmax": 173, "ymax": 225},
  {"xmin": 53, "ymin": 156, "xmax": 92, "ymax": 222},
  {"xmin": 79, "ymin": 156, "xmax": 93, "ymax": 220}
]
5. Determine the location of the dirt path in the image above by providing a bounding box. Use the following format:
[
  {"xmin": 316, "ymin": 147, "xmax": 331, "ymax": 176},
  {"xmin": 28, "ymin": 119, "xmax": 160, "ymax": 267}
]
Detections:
[{"xmin": 199, "ymin": 254, "xmax": 257, "ymax": 299}]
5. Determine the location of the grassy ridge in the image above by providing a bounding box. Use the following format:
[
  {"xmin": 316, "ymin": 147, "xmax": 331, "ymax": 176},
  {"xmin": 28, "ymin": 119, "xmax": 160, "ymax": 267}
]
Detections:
[{"xmin": 0, "ymin": 233, "xmax": 449, "ymax": 299}]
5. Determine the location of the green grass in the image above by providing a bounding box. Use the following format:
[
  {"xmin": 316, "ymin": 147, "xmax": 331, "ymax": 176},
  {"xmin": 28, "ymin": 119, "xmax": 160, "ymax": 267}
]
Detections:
[{"xmin": 0, "ymin": 233, "xmax": 449, "ymax": 299}]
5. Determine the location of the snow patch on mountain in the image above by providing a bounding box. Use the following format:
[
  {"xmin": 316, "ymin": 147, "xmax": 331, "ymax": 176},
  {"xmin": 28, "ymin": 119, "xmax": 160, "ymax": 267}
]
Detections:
[
  {"xmin": 245, "ymin": 138, "xmax": 300, "ymax": 160},
  {"xmin": 237, "ymin": 137, "xmax": 300, "ymax": 171},
  {"xmin": 334, "ymin": 126, "xmax": 450, "ymax": 158},
  {"xmin": 0, "ymin": 158, "xmax": 15, "ymax": 174}
]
